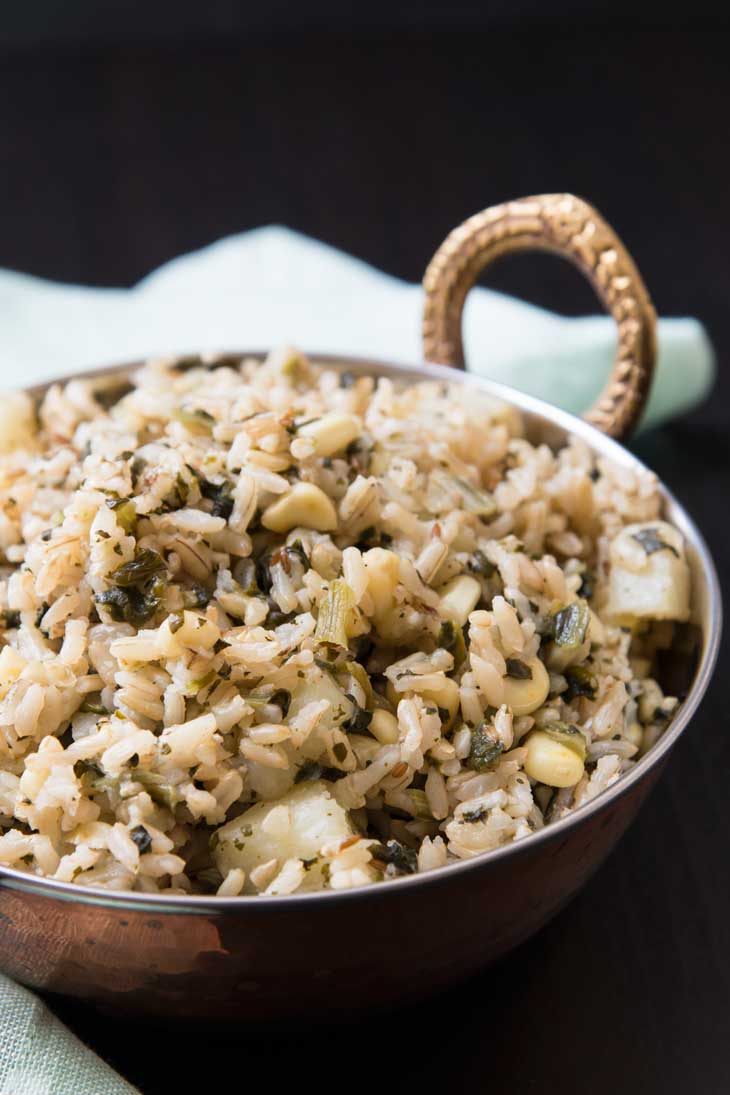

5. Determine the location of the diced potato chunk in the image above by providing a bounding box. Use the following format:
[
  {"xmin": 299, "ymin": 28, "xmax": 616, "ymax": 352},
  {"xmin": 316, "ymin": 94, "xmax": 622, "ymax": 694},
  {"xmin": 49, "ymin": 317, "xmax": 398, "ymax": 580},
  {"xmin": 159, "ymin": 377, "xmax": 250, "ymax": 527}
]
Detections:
[
  {"xmin": 438, "ymin": 575, "xmax": 481, "ymax": 627},
  {"xmin": 287, "ymin": 665, "xmax": 354, "ymax": 758},
  {"xmin": 607, "ymin": 520, "xmax": 690, "ymax": 623},
  {"xmin": 213, "ymin": 781, "xmax": 353, "ymax": 892}
]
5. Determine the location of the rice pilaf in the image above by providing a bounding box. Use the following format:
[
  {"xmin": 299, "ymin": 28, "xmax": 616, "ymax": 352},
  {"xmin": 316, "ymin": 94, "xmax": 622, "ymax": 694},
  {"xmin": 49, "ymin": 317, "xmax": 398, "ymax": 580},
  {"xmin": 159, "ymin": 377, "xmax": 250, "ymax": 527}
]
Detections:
[{"xmin": 0, "ymin": 349, "xmax": 690, "ymax": 896}]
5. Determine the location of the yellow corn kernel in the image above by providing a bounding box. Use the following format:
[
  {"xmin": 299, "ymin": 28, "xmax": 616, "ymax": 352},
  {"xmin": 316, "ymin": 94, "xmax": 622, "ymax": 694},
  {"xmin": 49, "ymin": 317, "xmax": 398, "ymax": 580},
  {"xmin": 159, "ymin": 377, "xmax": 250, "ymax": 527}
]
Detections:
[
  {"xmin": 297, "ymin": 413, "xmax": 362, "ymax": 458},
  {"xmin": 524, "ymin": 729, "xmax": 585, "ymax": 787},
  {"xmin": 261, "ymin": 482, "xmax": 338, "ymax": 533},
  {"xmin": 502, "ymin": 657, "xmax": 550, "ymax": 716},
  {"xmin": 369, "ymin": 708, "xmax": 400, "ymax": 745}
]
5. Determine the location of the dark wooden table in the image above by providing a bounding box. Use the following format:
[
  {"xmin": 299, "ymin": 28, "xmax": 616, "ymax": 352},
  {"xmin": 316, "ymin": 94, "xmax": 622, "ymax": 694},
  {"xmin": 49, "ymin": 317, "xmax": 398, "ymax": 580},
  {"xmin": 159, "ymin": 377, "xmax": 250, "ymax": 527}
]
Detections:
[{"xmin": 0, "ymin": 27, "xmax": 727, "ymax": 1094}]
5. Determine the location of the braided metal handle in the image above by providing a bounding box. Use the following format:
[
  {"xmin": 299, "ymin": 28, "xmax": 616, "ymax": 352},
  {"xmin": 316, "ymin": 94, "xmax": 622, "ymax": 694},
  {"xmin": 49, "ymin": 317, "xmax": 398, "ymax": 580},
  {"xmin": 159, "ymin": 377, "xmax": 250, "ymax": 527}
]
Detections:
[{"xmin": 422, "ymin": 194, "xmax": 657, "ymax": 440}]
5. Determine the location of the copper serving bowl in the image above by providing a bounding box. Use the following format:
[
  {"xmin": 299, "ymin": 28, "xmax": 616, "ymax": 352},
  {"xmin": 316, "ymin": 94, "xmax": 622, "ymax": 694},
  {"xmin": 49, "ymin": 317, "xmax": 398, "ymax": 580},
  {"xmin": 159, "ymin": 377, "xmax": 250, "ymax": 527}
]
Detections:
[{"xmin": 0, "ymin": 196, "xmax": 721, "ymax": 1022}]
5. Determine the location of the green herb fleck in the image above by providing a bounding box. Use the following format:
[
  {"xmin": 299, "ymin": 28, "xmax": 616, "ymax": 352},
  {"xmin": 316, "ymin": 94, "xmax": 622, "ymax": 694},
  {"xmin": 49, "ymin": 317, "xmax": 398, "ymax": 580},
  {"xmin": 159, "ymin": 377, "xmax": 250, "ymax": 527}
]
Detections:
[
  {"xmin": 130, "ymin": 825, "xmax": 152, "ymax": 854},
  {"xmin": 577, "ymin": 570, "xmax": 595, "ymax": 600},
  {"xmin": 294, "ymin": 761, "xmax": 344, "ymax": 784},
  {"xmin": 631, "ymin": 527, "xmax": 679, "ymax": 558},
  {"xmin": 461, "ymin": 806, "xmax": 488, "ymax": 823},
  {"xmin": 133, "ymin": 769, "xmax": 181, "ymax": 811},
  {"xmin": 342, "ymin": 697, "xmax": 373, "ymax": 734},
  {"xmin": 541, "ymin": 722, "xmax": 587, "ymax": 761},
  {"xmin": 467, "ymin": 722, "xmax": 505, "ymax": 772},
  {"xmin": 551, "ymin": 599, "xmax": 590, "ymax": 650},
  {"xmin": 505, "ymin": 658, "xmax": 532, "ymax": 680},
  {"xmin": 354, "ymin": 526, "xmax": 393, "ymax": 551},
  {"xmin": 79, "ymin": 695, "xmax": 108, "ymax": 715},
  {"xmin": 370, "ymin": 840, "xmax": 418, "ymax": 875},
  {"xmin": 199, "ymin": 477, "xmax": 235, "ymax": 519},
  {"xmin": 270, "ymin": 689, "xmax": 291, "ymax": 717},
  {"xmin": 563, "ymin": 665, "xmax": 597, "ymax": 702},
  {"xmin": 95, "ymin": 576, "xmax": 166, "ymax": 627},
  {"xmin": 437, "ymin": 618, "xmax": 467, "ymax": 670},
  {"xmin": 105, "ymin": 496, "xmax": 137, "ymax": 534},
  {"xmin": 111, "ymin": 549, "xmax": 166, "ymax": 588}
]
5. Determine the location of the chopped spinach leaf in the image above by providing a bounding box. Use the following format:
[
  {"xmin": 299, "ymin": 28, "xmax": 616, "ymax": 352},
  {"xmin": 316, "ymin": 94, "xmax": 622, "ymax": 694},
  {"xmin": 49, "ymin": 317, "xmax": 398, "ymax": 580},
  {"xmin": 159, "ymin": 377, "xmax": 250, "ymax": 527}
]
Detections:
[
  {"xmin": 564, "ymin": 665, "xmax": 597, "ymax": 702},
  {"xmin": 542, "ymin": 722, "xmax": 587, "ymax": 760},
  {"xmin": 437, "ymin": 618, "xmax": 467, "ymax": 670},
  {"xmin": 551, "ymin": 599, "xmax": 590, "ymax": 650},
  {"xmin": 354, "ymin": 526, "xmax": 392, "ymax": 551},
  {"xmin": 294, "ymin": 760, "xmax": 345, "ymax": 784},
  {"xmin": 105, "ymin": 496, "xmax": 137, "ymax": 534},
  {"xmin": 370, "ymin": 840, "xmax": 418, "ymax": 875},
  {"xmin": 130, "ymin": 825, "xmax": 152, "ymax": 854},
  {"xmin": 467, "ymin": 721, "xmax": 505, "ymax": 772},
  {"xmin": 342, "ymin": 697, "xmax": 373, "ymax": 734},
  {"xmin": 111, "ymin": 549, "xmax": 166, "ymax": 588},
  {"xmin": 199, "ymin": 476, "xmax": 235, "ymax": 519},
  {"xmin": 183, "ymin": 583, "xmax": 212, "ymax": 609},
  {"xmin": 577, "ymin": 570, "xmax": 595, "ymax": 600}
]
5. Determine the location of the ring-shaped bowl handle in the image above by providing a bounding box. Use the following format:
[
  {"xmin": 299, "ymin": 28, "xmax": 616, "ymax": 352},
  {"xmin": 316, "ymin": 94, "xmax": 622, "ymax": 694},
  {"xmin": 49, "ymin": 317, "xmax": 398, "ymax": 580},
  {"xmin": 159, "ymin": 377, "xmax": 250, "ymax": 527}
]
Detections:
[{"xmin": 422, "ymin": 194, "xmax": 657, "ymax": 440}]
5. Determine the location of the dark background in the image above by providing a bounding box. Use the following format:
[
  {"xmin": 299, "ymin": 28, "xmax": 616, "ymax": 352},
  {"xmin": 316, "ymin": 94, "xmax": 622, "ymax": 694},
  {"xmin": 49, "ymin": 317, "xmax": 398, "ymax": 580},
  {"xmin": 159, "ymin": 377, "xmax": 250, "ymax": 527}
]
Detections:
[{"xmin": 1, "ymin": 9, "xmax": 728, "ymax": 1094}]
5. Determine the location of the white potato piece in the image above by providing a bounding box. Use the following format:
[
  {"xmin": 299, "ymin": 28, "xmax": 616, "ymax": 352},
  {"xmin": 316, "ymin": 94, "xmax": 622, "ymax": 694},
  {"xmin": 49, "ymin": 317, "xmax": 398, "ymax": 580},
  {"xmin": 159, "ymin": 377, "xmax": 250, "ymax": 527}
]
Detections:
[
  {"xmin": 213, "ymin": 781, "xmax": 353, "ymax": 892},
  {"xmin": 607, "ymin": 520, "xmax": 690, "ymax": 623},
  {"xmin": 287, "ymin": 666, "xmax": 355, "ymax": 758},
  {"xmin": 438, "ymin": 575, "xmax": 481, "ymax": 627}
]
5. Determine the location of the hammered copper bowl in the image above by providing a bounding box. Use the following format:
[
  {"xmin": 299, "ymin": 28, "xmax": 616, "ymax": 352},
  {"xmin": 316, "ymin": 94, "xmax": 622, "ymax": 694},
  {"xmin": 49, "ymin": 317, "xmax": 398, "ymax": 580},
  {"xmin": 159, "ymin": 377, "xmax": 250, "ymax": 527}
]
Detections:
[{"xmin": 0, "ymin": 196, "xmax": 721, "ymax": 1022}]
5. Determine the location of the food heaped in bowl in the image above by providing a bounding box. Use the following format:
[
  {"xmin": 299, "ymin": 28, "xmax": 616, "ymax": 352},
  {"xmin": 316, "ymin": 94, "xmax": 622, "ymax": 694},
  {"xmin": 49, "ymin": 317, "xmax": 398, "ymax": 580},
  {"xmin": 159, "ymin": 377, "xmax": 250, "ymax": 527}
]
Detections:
[{"xmin": 0, "ymin": 347, "xmax": 691, "ymax": 898}]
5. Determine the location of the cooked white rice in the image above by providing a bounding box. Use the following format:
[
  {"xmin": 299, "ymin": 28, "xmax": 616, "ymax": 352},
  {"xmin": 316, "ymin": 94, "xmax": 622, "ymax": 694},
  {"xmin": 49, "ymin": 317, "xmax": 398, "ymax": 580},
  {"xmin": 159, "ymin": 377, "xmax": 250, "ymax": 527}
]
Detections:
[{"xmin": 0, "ymin": 349, "xmax": 690, "ymax": 896}]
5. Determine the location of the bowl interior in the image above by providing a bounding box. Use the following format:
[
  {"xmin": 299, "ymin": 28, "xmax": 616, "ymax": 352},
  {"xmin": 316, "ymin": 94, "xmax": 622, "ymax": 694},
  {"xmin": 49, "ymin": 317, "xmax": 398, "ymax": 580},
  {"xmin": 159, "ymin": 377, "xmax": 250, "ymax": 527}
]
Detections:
[{"xmin": 6, "ymin": 348, "xmax": 720, "ymax": 909}]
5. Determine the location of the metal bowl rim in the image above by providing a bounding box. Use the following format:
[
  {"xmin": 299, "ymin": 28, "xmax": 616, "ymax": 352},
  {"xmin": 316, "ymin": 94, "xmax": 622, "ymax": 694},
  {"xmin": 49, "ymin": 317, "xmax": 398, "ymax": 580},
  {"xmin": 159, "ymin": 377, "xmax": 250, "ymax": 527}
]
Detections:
[{"xmin": 0, "ymin": 349, "xmax": 721, "ymax": 913}]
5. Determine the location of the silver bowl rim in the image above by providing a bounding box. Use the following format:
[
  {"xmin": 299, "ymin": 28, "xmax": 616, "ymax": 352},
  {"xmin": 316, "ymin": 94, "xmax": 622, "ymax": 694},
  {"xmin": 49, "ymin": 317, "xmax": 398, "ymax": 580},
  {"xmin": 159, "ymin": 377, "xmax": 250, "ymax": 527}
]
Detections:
[{"xmin": 0, "ymin": 349, "xmax": 722, "ymax": 914}]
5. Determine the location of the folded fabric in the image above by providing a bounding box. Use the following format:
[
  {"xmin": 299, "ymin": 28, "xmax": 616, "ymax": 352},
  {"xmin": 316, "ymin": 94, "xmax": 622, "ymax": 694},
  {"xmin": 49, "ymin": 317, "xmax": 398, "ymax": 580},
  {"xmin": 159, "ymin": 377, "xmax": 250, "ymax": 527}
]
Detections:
[
  {"xmin": 0, "ymin": 975, "xmax": 140, "ymax": 1094},
  {"xmin": 0, "ymin": 225, "xmax": 715, "ymax": 1095},
  {"xmin": 0, "ymin": 227, "xmax": 714, "ymax": 428}
]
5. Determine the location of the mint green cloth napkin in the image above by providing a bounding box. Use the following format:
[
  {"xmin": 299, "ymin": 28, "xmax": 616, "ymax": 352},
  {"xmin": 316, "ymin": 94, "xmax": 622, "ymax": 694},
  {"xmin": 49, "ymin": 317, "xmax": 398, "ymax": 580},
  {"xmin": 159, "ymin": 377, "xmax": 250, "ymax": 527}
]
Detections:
[
  {"xmin": 0, "ymin": 976, "xmax": 140, "ymax": 1094},
  {"xmin": 0, "ymin": 226, "xmax": 714, "ymax": 426},
  {"xmin": 0, "ymin": 227, "xmax": 715, "ymax": 1094}
]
